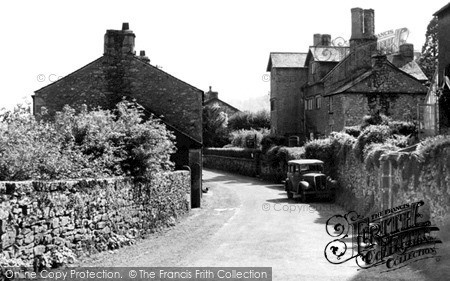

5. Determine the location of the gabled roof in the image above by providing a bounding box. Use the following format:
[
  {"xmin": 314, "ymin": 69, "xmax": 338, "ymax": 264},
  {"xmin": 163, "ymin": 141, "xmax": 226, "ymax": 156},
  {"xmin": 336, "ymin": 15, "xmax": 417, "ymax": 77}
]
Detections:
[
  {"xmin": 325, "ymin": 59, "xmax": 428, "ymax": 96},
  {"xmin": 326, "ymin": 70, "xmax": 373, "ymax": 96},
  {"xmin": 34, "ymin": 55, "xmax": 204, "ymax": 146},
  {"xmin": 35, "ymin": 57, "xmax": 104, "ymax": 93},
  {"xmin": 306, "ymin": 46, "xmax": 350, "ymax": 64},
  {"xmin": 434, "ymin": 2, "xmax": 450, "ymax": 16},
  {"xmin": 399, "ymin": 61, "xmax": 428, "ymax": 82},
  {"xmin": 266, "ymin": 52, "xmax": 307, "ymax": 71},
  {"xmin": 204, "ymin": 98, "xmax": 241, "ymax": 113}
]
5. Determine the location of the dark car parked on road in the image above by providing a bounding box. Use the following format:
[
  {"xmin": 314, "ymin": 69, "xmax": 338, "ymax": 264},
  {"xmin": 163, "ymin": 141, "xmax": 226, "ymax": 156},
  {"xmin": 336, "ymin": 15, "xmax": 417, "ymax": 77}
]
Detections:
[{"xmin": 284, "ymin": 159, "xmax": 337, "ymax": 202}]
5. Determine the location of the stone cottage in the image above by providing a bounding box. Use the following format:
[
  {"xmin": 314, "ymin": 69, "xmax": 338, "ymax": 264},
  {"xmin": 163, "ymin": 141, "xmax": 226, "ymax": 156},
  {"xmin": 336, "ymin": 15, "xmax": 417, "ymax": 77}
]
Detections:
[
  {"xmin": 33, "ymin": 23, "xmax": 203, "ymax": 208},
  {"xmin": 267, "ymin": 8, "xmax": 428, "ymax": 142},
  {"xmin": 204, "ymin": 86, "xmax": 240, "ymax": 117}
]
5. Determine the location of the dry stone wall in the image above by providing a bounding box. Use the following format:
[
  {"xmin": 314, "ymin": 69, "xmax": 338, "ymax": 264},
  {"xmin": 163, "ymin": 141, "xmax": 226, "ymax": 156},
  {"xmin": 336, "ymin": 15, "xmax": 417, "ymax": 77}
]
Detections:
[{"xmin": 0, "ymin": 171, "xmax": 190, "ymax": 266}]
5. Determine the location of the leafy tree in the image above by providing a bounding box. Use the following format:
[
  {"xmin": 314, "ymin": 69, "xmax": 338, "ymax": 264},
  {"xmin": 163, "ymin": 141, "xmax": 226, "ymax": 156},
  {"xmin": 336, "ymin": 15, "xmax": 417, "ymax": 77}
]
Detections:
[
  {"xmin": 228, "ymin": 110, "xmax": 270, "ymax": 131},
  {"xmin": 0, "ymin": 101, "xmax": 175, "ymax": 181},
  {"xmin": 202, "ymin": 104, "xmax": 229, "ymax": 147},
  {"xmin": 417, "ymin": 16, "xmax": 438, "ymax": 81}
]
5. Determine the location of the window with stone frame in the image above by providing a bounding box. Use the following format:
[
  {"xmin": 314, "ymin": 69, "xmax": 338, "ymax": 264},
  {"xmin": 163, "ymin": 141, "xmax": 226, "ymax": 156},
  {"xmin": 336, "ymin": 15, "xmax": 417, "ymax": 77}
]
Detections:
[{"xmin": 316, "ymin": 95, "xmax": 322, "ymax": 109}]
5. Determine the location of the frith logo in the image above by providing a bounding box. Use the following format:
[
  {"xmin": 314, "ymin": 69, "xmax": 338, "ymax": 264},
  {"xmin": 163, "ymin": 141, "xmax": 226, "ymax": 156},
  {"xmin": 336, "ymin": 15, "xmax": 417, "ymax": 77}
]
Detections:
[{"xmin": 324, "ymin": 201, "xmax": 442, "ymax": 272}]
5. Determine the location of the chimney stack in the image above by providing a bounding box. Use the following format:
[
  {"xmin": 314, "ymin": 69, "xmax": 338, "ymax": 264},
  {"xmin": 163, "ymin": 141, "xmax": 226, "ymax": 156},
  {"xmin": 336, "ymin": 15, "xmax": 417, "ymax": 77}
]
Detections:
[
  {"xmin": 351, "ymin": 8, "xmax": 364, "ymax": 40},
  {"xmin": 350, "ymin": 8, "xmax": 377, "ymax": 53},
  {"xmin": 206, "ymin": 86, "xmax": 218, "ymax": 100},
  {"xmin": 363, "ymin": 9, "xmax": 375, "ymax": 38},
  {"xmin": 314, "ymin": 34, "xmax": 322, "ymax": 46},
  {"xmin": 322, "ymin": 34, "xmax": 331, "ymax": 46},
  {"xmin": 104, "ymin": 22, "xmax": 136, "ymax": 57},
  {"xmin": 139, "ymin": 50, "xmax": 150, "ymax": 63},
  {"xmin": 399, "ymin": 43, "xmax": 414, "ymax": 62}
]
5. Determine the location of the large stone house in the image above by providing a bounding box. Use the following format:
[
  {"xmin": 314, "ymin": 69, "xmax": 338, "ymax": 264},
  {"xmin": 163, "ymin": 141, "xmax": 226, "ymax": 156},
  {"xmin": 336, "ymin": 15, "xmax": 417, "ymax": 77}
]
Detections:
[
  {"xmin": 267, "ymin": 8, "xmax": 428, "ymax": 142},
  {"xmin": 33, "ymin": 23, "xmax": 204, "ymax": 208}
]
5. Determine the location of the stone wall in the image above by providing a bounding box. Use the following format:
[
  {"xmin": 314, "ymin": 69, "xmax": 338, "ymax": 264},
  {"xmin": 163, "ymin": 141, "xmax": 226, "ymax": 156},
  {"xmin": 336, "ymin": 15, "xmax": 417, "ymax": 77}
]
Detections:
[
  {"xmin": 203, "ymin": 154, "xmax": 286, "ymax": 182},
  {"xmin": 0, "ymin": 171, "xmax": 190, "ymax": 266},
  {"xmin": 203, "ymin": 155, "xmax": 258, "ymax": 177},
  {"xmin": 332, "ymin": 146, "xmax": 450, "ymax": 227}
]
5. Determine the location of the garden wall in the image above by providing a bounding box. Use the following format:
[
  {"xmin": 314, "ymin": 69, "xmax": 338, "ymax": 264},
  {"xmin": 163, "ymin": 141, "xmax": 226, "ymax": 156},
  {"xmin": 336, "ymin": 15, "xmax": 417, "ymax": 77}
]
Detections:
[
  {"xmin": 203, "ymin": 154, "xmax": 287, "ymax": 181},
  {"xmin": 332, "ymin": 146, "xmax": 450, "ymax": 227},
  {"xmin": 203, "ymin": 155, "xmax": 258, "ymax": 177},
  {"xmin": 0, "ymin": 171, "xmax": 190, "ymax": 267}
]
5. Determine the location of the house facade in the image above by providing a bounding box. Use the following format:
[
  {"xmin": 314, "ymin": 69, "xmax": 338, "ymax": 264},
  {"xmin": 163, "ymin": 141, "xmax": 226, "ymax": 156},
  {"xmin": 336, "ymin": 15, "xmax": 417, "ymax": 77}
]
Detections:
[
  {"xmin": 33, "ymin": 23, "xmax": 204, "ymax": 208},
  {"xmin": 267, "ymin": 52, "xmax": 308, "ymax": 140},
  {"xmin": 267, "ymin": 8, "xmax": 428, "ymax": 143}
]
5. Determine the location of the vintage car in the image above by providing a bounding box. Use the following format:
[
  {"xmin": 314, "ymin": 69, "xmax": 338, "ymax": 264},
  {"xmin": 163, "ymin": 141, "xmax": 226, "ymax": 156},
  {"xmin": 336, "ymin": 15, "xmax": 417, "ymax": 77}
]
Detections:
[{"xmin": 284, "ymin": 159, "xmax": 337, "ymax": 202}]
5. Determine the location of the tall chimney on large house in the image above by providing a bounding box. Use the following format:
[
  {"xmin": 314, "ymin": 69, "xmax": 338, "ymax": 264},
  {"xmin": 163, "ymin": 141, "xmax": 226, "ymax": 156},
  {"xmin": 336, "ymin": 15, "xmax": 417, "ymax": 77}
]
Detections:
[
  {"xmin": 104, "ymin": 22, "xmax": 136, "ymax": 57},
  {"xmin": 351, "ymin": 8, "xmax": 364, "ymax": 41},
  {"xmin": 363, "ymin": 9, "xmax": 375, "ymax": 38},
  {"xmin": 350, "ymin": 8, "xmax": 377, "ymax": 54}
]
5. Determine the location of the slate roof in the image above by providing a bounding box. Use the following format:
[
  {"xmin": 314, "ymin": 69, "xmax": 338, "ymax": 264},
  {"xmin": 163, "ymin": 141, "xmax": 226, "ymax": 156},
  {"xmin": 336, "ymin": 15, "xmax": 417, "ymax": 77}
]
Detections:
[
  {"xmin": 399, "ymin": 61, "xmax": 428, "ymax": 82},
  {"xmin": 308, "ymin": 46, "xmax": 350, "ymax": 63},
  {"xmin": 266, "ymin": 52, "xmax": 307, "ymax": 71},
  {"xmin": 434, "ymin": 2, "xmax": 450, "ymax": 16},
  {"xmin": 34, "ymin": 55, "xmax": 204, "ymax": 146},
  {"xmin": 325, "ymin": 59, "xmax": 428, "ymax": 96}
]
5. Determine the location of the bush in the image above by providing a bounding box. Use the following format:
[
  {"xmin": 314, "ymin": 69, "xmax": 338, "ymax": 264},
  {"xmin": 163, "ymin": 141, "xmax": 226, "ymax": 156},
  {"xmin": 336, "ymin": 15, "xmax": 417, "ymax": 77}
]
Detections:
[
  {"xmin": 261, "ymin": 134, "xmax": 287, "ymax": 152},
  {"xmin": 203, "ymin": 104, "xmax": 230, "ymax": 147},
  {"xmin": 344, "ymin": 126, "xmax": 361, "ymax": 138},
  {"xmin": 304, "ymin": 132, "xmax": 356, "ymax": 177},
  {"xmin": 230, "ymin": 129, "xmax": 270, "ymax": 148},
  {"xmin": 265, "ymin": 146, "xmax": 305, "ymax": 168},
  {"xmin": 354, "ymin": 125, "xmax": 392, "ymax": 161},
  {"xmin": 203, "ymin": 147, "xmax": 259, "ymax": 159},
  {"xmin": 389, "ymin": 121, "xmax": 418, "ymax": 136},
  {"xmin": 228, "ymin": 110, "xmax": 270, "ymax": 131},
  {"xmin": 361, "ymin": 113, "xmax": 390, "ymax": 129},
  {"xmin": 0, "ymin": 101, "xmax": 175, "ymax": 181},
  {"xmin": 364, "ymin": 143, "xmax": 399, "ymax": 170},
  {"xmin": 416, "ymin": 135, "xmax": 450, "ymax": 162}
]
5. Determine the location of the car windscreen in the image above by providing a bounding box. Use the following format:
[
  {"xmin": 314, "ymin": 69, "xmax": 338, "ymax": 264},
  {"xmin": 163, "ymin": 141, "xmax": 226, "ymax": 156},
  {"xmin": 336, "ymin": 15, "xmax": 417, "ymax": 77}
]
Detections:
[{"xmin": 301, "ymin": 164, "xmax": 323, "ymax": 172}]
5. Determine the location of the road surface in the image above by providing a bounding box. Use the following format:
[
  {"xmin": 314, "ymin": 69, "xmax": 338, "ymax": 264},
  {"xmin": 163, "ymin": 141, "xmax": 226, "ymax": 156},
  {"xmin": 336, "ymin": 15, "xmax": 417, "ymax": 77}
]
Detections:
[{"xmin": 76, "ymin": 169, "xmax": 446, "ymax": 281}]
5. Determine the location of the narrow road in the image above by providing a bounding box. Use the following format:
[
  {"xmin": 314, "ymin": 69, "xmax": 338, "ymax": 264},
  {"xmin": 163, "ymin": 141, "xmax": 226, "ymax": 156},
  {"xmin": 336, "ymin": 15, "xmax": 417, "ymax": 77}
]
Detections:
[{"xmin": 76, "ymin": 169, "xmax": 441, "ymax": 281}]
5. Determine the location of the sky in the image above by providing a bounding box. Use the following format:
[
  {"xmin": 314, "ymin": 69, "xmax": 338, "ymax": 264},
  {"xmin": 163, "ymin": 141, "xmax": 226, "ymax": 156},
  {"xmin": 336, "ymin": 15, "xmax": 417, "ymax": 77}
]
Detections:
[{"xmin": 0, "ymin": 0, "xmax": 447, "ymax": 111}]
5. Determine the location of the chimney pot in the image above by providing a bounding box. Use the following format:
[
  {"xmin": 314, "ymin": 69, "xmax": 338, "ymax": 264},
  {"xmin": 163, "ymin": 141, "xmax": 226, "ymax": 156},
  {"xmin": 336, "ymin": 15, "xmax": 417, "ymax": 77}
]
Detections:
[
  {"xmin": 122, "ymin": 23, "xmax": 129, "ymax": 30},
  {"xmin": 140, "ymin": 50, "xmax": 146, "ymax": 56}
]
